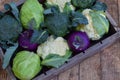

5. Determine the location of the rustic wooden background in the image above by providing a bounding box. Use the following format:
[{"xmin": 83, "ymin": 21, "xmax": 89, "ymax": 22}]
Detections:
[{"xmin": 0, "ymin": 0, "xmax": 120, "ymax": 80}]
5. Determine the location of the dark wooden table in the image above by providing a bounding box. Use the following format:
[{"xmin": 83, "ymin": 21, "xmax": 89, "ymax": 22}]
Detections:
[{"xmin": 0, "ymin": 0, "xmax": 120, "ymax": 80}]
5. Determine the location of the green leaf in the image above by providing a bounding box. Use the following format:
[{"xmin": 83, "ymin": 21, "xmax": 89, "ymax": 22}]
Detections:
[
  {"xmin": 90, "ymin": 11, "xmax": 109, "ymax": 37},
  {"xmin": 63, "ymin": 2, "xmax": 74, "ymax": 14},
  {"xmin": 71, "ymin": 11, "xmax": 88, "ymax": 27},
  {"xmin": 63, "ymin": 50, "xmax": 72, "ymax": 59},
  {"xmin": 91, "ymin": 1, "xmax": 107, "ymax": 11},
  {"xmin": 2, "ymin": 43, "xmax": 18, "ymax": 69},
  {"xmin": 4, "ymin": 2, "xmax": 20, "ymax": 22},
  {"xmin": 41, "ymin": 50, "xmax": 72, "ymax": 68},
  {"xmin": 41, "ymin": 54, "xmax": 68, "ymax": 68},
  {"xmin": 30, "ymin": 30, "xmax": 49, "ymax": 44},
  {"xmin": 44, "ymin": 6, "xmax": 60, "ymax": 15}
]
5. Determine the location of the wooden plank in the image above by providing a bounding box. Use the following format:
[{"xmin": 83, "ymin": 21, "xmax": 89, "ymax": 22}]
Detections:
[
  {"xmin": 0, "ymin": 0, "xmax": 18, "ymax": 10},
  {"xmin": 118, "ymin": 0, "xmax": 120, "ymax": 26},
  {"xmin": 100, "ymin": 0, "xmax": 120, "ymax": 80},
  {"xmin": 0, "ymin": 56, "xmax": 10, "ymax": 80},
  {"xmin": 79, "ymin": 54, "xmax": 101, "ymax": 80},
  {"xmin": 58, "ymin": 65, "xmax": 79, "ymax": 80},
  {"xmin": 50, "ymin": 76, "xmax": 58, "ymax": 80},
  {"xmin": 101, "ymin": 39, "xmax": 120, "ymax": 80},
  {"xmin": 104, "ymin": 0, "xmax": 119, "ymax": 24}
]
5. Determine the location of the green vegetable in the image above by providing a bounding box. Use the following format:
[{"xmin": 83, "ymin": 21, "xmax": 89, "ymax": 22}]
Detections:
[
  {"xmin": 71, "ymin": 0, "xmax": 96, "ymax": 9},
  {"xmin": 43, "ymin": 6, "xmax": 88, "ymax": 36},
  {"xmin": 41, "ymin": 50, "xmax": 72, "ymax": 68},
  {"xmin": 12, "ymin": 51, "xmax": 41, "ymax": 80},
  {"xmin": 76, "ymin": 9, "xmax": 109, "ymax": 40},
  {"xmin": 20, "ymin": 0, "xmax": 44, "ymax": 30},
  {"xmin": 44, "ymin": 12, "xmax": 70, "ymax": 37},
  {"xmin": 30, "ymin": 30, "xmax": 49, "ymax": 44},
  {"xmin": 70, "ymin": 11, "xmax": 88, "ymax": 27},
  {"xmin": 63, "ymin": 2, "xmax": 75, "ymax": 14},
  {"xmin": 46, "ymin": 0, "xmax": 75, "ymax": 12},
  {"xmin": 0, "ymin": 2, "xmax": 22, "ymax": 49},
  {"xmin": 0, "ymin": 15, "xmax": 22, "ymax": 42},
  {"xmin": 91, "ymin": 1, "xmax": 107, "ymax": 11},
  {"xmin": 2, "ymin": 43, "xmax": 18, "ymax": 69}
]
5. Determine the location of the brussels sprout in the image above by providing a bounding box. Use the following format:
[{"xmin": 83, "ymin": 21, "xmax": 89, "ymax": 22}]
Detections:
[
  {"xmin": 20, "ymin": 0, "xmax": 44, "ymax": 30},
  {"xmin": 76, "ymin": 9, "xmax": 109, "ymax": 40},
  {"xmin": 12, "ymin": 51, "xmax": 41, "ymax": 80}
]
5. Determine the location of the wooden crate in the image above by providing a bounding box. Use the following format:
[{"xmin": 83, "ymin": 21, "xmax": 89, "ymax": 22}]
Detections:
[{"xmin": 0, "ymin": 0, "xmax": 120, "ymax": 80}]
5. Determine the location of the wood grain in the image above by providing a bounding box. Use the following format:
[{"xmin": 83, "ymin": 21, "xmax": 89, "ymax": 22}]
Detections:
[
  {"xmin": 58, "ymin": 65, "xmax": 79, "ymax": 80},
  {"xmin": 79, "ymin": 54, "xmax": 101, "ymax": 80},
  {"xmin": 101, "ymin": 39, "xmax": 120, "ymax": 80}
]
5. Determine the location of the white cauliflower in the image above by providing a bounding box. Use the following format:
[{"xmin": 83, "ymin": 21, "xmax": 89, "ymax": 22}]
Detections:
[
  {"xmin": 37, "ymin": 36, "xmax": 69, "ymax": 59},
  {"xmin": 46, "ymin": 0, "xmax": 75, "ymax": 12},
  {"xmin": 81, "ymin": 9, "xmax": 101, "ymax": 40},
  {"xmin": 77, "ymin": 9, "xmax": 108, "ymax": 40}
]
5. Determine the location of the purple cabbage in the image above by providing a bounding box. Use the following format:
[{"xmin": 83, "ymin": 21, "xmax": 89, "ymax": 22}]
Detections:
[
  {"xmin": 67, "ymin": 31, "xmax": 90, "ymax": 53},
  {"xmin": 18, "ymin": 30, "xmax": 39, "ymax": 51}
]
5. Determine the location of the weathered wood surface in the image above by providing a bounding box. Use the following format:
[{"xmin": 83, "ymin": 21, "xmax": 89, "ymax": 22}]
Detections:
[{"xmin": 0, "ymin": 0, "xmax": 120, "ymax": 80}]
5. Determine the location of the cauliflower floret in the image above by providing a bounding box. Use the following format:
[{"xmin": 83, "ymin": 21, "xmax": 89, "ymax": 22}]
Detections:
[
  {"xmin": 82, "ymin": 9, "xmax": 101, "ymax": 40},
  {"xmin": 37, "ymin": 36, "xmax": 69, "ymax": 59},
  {"xmin": 46, "ymin": 0, "xmax": 75, "ymax": 12}
]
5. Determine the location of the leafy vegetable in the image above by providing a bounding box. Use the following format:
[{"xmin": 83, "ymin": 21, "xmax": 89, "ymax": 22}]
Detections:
[
  {"xmin": 42, "ymin": 54, "xmax": 66, "ymax": 68},
  {"xmin": 63, "ymin": 2, "xmax": 75, "ymax": 14},
  {"xmin": 70, "ymin": 11, "xmax": 88, "ymax": 27},
  {"xmin": 41, "ymin": 50, "xmax": 72, "ymax": 68},
  {"xmin": 67, "ymin": 31, "xmax": 90, "ymax": 53},
  {"xmin": 30, "ymin": 30, "xmax": 49, "ymax": 44},
  {"xmin": 91, "ymin": 1, "xmax": 107, "ymax": 11},
  {"xmin": 77, "ymin": 9, "xmax": 109, "ymax": 40},
  {"xmin": 71, "ymin": 0, "xmax": 96, "ymax": 9},
  {"xmin": 44, "ymin": 12, "xmax": 70, "ymax": 37},
  {"xmin": 37, "ymin": 35, "xmax": 70, "ymax": 59},
  {"xmin": 2, "ymin": 43, "xmax": 18, "ymax": 69},
  {"xmin": 46, "ymin": 0, "xmax": 75, "ymax": 12},
  {"xmin": 20, "ymin": 0, "xmax": 44, "ymax": 30},
  {"xmin": 12, "ymin": 51, "xmax": 42, "ymax": 80},
  {"xmin": 4, "ymin": 2, "xmax": 20, "ymax": 22},
  {"xmin": 0, "ymin": 2, "xmax": 22, "ymax": 49},
  {"xmin": 90, "ymin": 11, "xmax": 109, "ymax": 36}
]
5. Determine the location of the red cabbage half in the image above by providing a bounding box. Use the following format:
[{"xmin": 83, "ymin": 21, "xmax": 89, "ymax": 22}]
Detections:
[{"xmin": 67, "ymin": 31, "xmax": 90, "ymax": 53}]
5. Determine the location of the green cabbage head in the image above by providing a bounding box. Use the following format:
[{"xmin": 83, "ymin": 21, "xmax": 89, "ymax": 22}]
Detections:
[
  {"xmin": 76, "ymin": 9, "xmax": 109, "ymax": 40},
  {"xmin": 12, "ymin": 51, "xmax": 41, "ymax": 80},
  {"xmin": 20, "ymin": 0, "xmax": 44, "ymax": 30}
]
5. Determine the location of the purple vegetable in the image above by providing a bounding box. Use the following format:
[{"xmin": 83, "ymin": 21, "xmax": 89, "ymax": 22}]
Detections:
[
  {"xmin": 38, "ymin": 0, "xmax": 46, "ymax": 4},
  {"xmin": 67, "ymin": 31, "xmax": 90, "ymax": 53},
  {"xmin": 18, "ymin": 30, "xmax": 39, "ymax": 51}
]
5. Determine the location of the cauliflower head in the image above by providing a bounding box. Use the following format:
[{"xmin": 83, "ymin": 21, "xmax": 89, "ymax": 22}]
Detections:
[
  {"xmin": 37, "ymin": 36, "xmax": 69, "ymax": 59},
  {"xmin": 46, "ymin": 0, "xmax": 75, "ymax": 12},
  {"xmin": 77, "ymin": 9, "xmax": 109, "ymax": 40}
]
